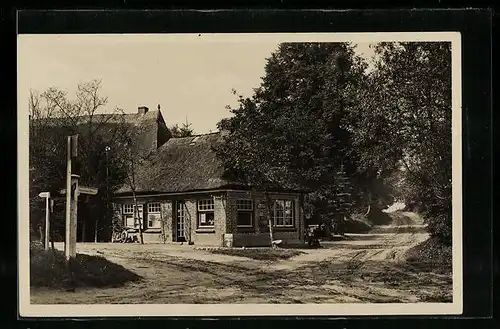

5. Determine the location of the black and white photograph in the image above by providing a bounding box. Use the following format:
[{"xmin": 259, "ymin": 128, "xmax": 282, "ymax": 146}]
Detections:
[{"xmin": 18, "ymin": 32, "xmax": 462, "ymax": 317}]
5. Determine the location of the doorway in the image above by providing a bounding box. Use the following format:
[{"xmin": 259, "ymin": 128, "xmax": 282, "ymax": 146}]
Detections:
[{"xmin": 175, "ymin": 200, "xmax": 187, "ymax": 242}]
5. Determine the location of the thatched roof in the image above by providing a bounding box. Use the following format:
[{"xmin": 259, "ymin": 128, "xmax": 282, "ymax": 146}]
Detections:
[{"xmin": 116, "ymin": 132, "xmax": 242, "ymax": 195}]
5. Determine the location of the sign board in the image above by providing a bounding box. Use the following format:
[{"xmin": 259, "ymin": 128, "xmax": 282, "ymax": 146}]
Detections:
[
  {"xmin": 60, "ymin": 186, "xmax": 98, "ymax": 196},
  {"xmin": 70, "ymin": 134, "xmax": 79, "ymax": 158},
  {"xmin": 79, "ymin": 186, "xmax": 98, "ymax": 195},
  {"xmin": 38, "ymin": 192, "xmax": 50, "ymax": 198}
]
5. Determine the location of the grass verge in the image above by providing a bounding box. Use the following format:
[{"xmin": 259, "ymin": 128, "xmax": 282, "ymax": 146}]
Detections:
[
  {"xmin": 209, "ymin": 248, "xmax": 304, "ymax": 261},
  {"xmin": 30, "ymin": 243, "xmax": 142, "ymax": 289},
  {"xmin": 404, "ymin": 236, "xmax": 452, "ymax": 266}
]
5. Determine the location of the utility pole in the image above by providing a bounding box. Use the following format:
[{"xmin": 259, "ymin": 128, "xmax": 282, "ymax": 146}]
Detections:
[
  {"xmin": 61, "ymin": 134, "xmax": 98, "ymax": 290},
  {"xmin": 65, "ymin": 135, "xmax": 79, "ymax": 260},
  {"xmin": 99, "ymin": 145, "xmax": 111, "ymax": 243},
  {"xmin": 64, "ymin": 136, "xmax": 72, "ymax": 258}
]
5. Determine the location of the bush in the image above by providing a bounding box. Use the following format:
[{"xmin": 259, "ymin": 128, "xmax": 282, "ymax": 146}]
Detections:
[
  {"xmin": 405, "ymin": 237, "xmax": 452, "ymax": 266},
  {"xmin": 425, "ymin": 213, "xmax": 452, "ymax": 246}
]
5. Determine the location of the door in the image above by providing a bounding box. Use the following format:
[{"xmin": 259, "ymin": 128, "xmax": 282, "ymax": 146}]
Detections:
[{"xmin": 175, "ymin": 200, "xmax": 186, "ymax": 242}]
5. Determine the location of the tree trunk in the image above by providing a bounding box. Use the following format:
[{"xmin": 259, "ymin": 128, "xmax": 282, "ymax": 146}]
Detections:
[
  {"xmin": 364, "ymin": 204, "xmax": 371, "ymax": 217},
  {"xmin": 133, "ymin": 193, "xmax": 144, "ymax": 244},
  {"xmin": 94, "ymin": 219, "xmax": 98, "ymax": 242},
  {"xmin": 265, "ymin": 191, "xmax": 275, "ymax": 248},
  {"xmin": 185, "ymin": 207, "xmax": 192, "ymax": 245},
  {"xmin": 160, "ymin": 206, "xmax": 166, "ymax": 244},
  {"xmin": 38, "ymin": 225, "xmax": 43, "ymax": 243},
  {"xmin": 50, "ymin": 220, "xmax": 55, "ymax": 251},
  {"xmin": 81, "ymin": 217, "xmax": 86, "ymax": 242},
  {"xmin": 364, "ymin": 190, "xmax": 372, "ymax": 217}
]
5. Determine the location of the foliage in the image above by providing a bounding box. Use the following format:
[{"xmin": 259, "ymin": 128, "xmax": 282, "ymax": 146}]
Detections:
[
  {"xmin": 405, "ymin": 236, "xmax": 452, "ymax": 266},
  {"xmin": 112, "ymin": 121, "xmax": 158, "ymax": 244},
  {"xmin": 170, "ymin": 120, "xmax": 194, "ymax": 138},
  {"xmin": 217, "ymin": 41, "xmax": 452, "ymax": 244},
  {"xmin": 29, "ymin": 79, "xmax": 130, "ymax": 242},
  {"xmin": 350, "ymin": 42, "xmax": 452, "ymax": 243},
  {"xmin": 216, "ymin": 42, "xmax": 388, "ymax": 228}
]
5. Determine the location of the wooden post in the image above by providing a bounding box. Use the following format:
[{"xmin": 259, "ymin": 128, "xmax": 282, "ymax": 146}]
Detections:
[
  {"xmin": 64, "ymin": 136, "xmax": 72, "ymax": 259},
  {"xmin": 38, "ymin": 192, "xmax": 51, "ymax": 250},
  {"xmin": 50, "ymin": 199, "xmax": 55, "ymax": 251},
  {"xmin": 44, "ymin": 196, "xmax": 50, "ymax": 250},
  {"xmin": 68, "ymin": 174, "xmax": 79, "ymax": 258}
]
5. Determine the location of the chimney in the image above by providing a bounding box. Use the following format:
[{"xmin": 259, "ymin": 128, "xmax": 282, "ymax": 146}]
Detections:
[{"xmin": 138, "ymin": 106, "xmax": 149, "ymax": 115}]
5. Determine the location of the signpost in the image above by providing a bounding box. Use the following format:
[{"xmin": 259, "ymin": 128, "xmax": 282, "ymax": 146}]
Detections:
[
  {"xmin": 38, "ymin": 191, "xmax": 51, "ymax": 251},
  {"xmin": 60, "ymin": 134, "xmax": 98, "ymax": 290},
  {"xmin": 60, "ymin": 182, "xmax": 98, "ymax": 258},
  {"xmin": 64, "ymin": 136, "xmax": 74, "ymax": 259}
]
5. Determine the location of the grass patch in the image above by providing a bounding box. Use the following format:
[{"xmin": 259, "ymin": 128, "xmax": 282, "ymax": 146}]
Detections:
[
  {"xmin": 210, "ymin": 248, "xmax": 304, "ymax": 261},
  {"xmin": 405, "ymin": 236, "xmax": 452, "ymax": 266},
  {"xmin": 30, "ymin": 244, "xmax": 142, "ymax": 289}
]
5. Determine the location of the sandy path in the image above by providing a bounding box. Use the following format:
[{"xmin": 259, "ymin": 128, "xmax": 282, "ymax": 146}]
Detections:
[
  {"xmin": 34, "ymin": 230, "xmax": 451, "ymax": 304},
  {"xmin": 52, "ymin": 230, "xmax": 427, "ymax": 272},
  {"xmin": 267, "ymin": 232, "xmax": 428, "ymax": 270}
]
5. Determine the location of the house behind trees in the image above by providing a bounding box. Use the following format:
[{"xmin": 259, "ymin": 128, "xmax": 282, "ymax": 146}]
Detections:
[
  {"xmin": 112, "ymin": 120, "xmax": 305, "ymax": 247},
  {"xmin": 31, "ymin": 104, "xmax": 305, "ymax": 246}
]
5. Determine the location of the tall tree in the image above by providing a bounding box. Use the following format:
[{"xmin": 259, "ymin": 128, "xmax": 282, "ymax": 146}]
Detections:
[
  {"xmin": 350, "ymin": 42, "xmax": 452, "ymax": 243},
  {"xmin": 29, "ymin": 79, "xmax": 129, "ymax": 242},
  {"xmin": 114, "ymin": 125, "xmax": 157, "ymax": 244},
  {"xmin": 170, "ymin": 118, "xmax": 195, "ymax": 138},
  {"xmin": 216, "ymin": 42, "xmax": 370, "ymax": 239}
]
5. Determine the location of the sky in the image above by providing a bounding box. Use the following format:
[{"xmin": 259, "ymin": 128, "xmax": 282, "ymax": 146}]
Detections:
[{"xmin": 18, "ymin": 34, "xmax": 375, "ymax": 134}]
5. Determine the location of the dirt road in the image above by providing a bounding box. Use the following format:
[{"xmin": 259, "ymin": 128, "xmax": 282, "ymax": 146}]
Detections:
[{"xmin": 31, "ymin": 231, "xmax": 452, "ymax": 304}]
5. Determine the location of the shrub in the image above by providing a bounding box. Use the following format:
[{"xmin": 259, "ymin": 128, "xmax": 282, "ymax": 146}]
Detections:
[
  {"xmin": 425, "ymin": 212, "xmax": 452, "ymax": 246},
  {"xmin": 405, "ymin": 236, "xmax": 452, "ymax": 266}
]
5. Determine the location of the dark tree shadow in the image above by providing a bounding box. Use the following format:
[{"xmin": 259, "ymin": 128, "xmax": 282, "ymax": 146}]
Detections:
[{"xmin": 30, "ymin": 247, "xmax": 142, "ymax": 289}]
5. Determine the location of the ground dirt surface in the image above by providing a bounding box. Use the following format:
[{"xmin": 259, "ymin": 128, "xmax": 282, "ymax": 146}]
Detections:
[{"xmin": 31, "ymin": 228, "xmax": 452, "ymax": 304}]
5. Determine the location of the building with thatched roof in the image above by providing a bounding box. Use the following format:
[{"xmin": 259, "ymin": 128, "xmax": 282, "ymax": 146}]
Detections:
[{"xmin": 112, "ymin": 125, "xmax": 305, "ymax": 247}]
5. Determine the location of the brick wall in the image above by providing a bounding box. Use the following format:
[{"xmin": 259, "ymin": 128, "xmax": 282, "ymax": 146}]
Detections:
[
  {"xmin": 189, "ymin": 193, "xmax": 227, "ymax": 246},
  {"xmin": 112, "ymin": 189, "xmax": 304, "ymax": 247},
  {"xmin": 142, "ymin": 231, "xmax": 163, "ymax": 243},
  {"xmin": 225, "ymin": 190, "xmax": 304, "ymax": 247}
]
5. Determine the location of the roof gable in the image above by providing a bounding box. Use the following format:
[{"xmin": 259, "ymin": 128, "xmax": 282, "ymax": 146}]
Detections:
[{"xmin": 30, "ymin": 109, "xmax": 171, "ymax": 152}]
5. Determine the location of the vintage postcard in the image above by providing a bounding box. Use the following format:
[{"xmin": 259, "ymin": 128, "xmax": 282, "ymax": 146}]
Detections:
[{"xmin": 18, "ymin": 32, "xmax": 462, "ymax": 317}]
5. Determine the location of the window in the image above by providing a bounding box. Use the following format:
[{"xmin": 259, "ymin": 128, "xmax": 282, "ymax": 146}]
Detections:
[
  {"xmin": 197, "ymin": 198, "xmax": 215, "ymax": 228},
  {"xmin": 272, "ymin": 200, "xmax": 294, "ymax": 227},
  {"xmin": 123, "ymin": 204, "xmax": 134, "ymax": 214},
  {"xmin": 148, "ymin": 203, "xmax": 161, "ymax": 213},
  {"xmin": 122, "ymin": 204, "xmax": 143, "ymax": 228},
  {"xmin": 237, "ymin": 199, "xmax": 253, "ymax": 227},
  {"xmin": 147, "ymin": 202, "xmax": 161, "ymax": 228}
]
